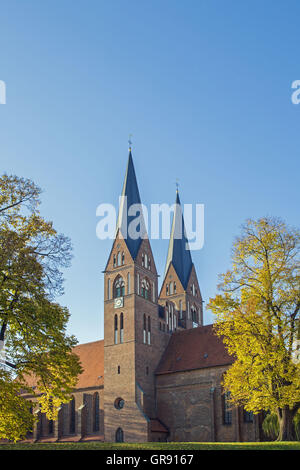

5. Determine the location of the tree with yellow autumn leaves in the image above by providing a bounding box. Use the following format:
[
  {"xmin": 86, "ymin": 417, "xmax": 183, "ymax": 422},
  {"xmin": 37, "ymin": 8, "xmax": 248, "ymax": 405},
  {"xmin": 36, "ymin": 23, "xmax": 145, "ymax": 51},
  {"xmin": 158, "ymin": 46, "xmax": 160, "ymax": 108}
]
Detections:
[
  {"xmin": 208, "ymin": 217, "xmax": 300, "ymax": 441},
  {"xmin": 0, "ymin": 175, "xmax": 81, "ymax": 441}
]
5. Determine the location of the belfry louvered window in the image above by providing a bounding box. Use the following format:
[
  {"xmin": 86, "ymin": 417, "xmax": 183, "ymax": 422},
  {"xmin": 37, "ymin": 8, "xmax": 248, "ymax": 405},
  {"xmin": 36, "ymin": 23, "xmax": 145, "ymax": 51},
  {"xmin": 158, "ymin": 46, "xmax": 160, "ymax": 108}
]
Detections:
[
  {"xmin": 114, "ymin": 276, "xmax": 125, "ymax": 298},
  {"xmin": 191, "ymin": 306, "xmax": 198, "ymax": 323},
  {"xmin": 141, "ymin": 279, "xmax": 150, "ymax": 300}
]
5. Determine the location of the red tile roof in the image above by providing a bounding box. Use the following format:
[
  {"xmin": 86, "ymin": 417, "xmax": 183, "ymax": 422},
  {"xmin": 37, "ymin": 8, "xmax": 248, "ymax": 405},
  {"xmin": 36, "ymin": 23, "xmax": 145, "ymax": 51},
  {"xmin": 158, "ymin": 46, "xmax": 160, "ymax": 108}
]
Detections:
[
  {"xmin": 156, "ymin": 324, "xmax": 233, "ymax": 375},
  {"xmin": 73, "ymin": 340, "xmax": 104, "ymax": 389},
  {"xmin": 23, "ymin": 340, "xmax": 104, "ymax": 391}
]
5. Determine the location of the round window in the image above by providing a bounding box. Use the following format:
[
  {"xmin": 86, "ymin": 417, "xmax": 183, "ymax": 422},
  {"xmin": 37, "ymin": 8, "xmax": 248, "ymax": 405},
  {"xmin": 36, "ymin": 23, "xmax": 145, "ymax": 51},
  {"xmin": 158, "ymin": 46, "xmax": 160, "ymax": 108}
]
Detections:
[{"xmin": 114, "ymin": 397, "xmax": 125, "ymax": 410}]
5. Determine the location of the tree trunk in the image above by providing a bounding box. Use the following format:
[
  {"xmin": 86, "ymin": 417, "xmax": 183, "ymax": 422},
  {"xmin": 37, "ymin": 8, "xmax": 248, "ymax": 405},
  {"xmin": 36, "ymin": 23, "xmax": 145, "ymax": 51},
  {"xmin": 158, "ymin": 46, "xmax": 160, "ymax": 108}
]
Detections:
[{"xmin": 277, "ymin": 407, "xmax": 295, "ymax": 441}]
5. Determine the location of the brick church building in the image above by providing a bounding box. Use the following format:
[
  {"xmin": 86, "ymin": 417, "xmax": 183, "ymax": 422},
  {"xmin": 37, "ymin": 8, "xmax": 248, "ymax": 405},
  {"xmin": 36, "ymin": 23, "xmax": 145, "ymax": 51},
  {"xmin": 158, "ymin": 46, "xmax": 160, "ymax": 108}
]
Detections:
[{"xmin": 24, "ymin": 147, "xmax": 261, "ymax": 443}]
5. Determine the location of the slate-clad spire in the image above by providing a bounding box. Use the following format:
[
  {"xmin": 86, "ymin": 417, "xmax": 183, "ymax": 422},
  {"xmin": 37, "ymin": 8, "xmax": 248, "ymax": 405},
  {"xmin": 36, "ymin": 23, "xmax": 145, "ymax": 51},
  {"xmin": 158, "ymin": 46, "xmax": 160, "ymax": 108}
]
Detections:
[
  {"xmin": 116, "ymin": 147, "xmax": 146, "ymax": 259},
  {"xmin": 164, "ymin": 190, "xmax": 193, "ymax": 289}
]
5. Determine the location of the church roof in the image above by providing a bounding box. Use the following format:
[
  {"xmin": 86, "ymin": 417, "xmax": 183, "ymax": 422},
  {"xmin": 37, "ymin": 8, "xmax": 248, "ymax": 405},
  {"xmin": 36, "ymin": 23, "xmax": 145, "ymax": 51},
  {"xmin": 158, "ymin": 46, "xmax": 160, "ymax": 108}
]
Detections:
[
  {"xmin": 164, "ymin": 190, "xmax": 193, "ymax": 289},
  {"xmin": 72, "ymin": 340, "xmax": 104, "ymax": 389},
  {"xmin": 115, "ymin": 148, "xmax": 146, "ymax": 260},
  {"xmin": 156, "ymin": 324, "xmax": 233, "ymax": 375},
  {"xmin": 23, "ymin": 340, "xmax": 104, "ymax": 392}
]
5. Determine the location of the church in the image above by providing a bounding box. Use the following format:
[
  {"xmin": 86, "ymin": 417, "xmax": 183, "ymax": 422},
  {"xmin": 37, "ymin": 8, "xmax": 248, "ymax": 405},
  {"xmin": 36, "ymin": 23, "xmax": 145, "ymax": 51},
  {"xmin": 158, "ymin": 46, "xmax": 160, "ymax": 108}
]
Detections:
[{"xmin": 24, "ymin": 147, "xmax": 262, "ymax": 443}]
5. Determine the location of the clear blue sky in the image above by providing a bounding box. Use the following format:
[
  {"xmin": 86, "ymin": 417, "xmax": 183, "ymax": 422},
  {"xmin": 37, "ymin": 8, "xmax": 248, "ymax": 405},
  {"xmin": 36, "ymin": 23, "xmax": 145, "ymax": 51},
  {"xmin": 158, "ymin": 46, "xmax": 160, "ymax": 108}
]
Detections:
[{"xmin": 1, "ymin": 1, "xmax": 299, "ymax": 344}]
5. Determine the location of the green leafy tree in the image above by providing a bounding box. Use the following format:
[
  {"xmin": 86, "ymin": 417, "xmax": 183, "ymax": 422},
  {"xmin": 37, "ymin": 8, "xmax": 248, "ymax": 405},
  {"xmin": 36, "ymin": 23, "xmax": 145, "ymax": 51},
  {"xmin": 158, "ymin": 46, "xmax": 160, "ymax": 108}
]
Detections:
[
  {"xmin": 208, "ymin": 217, "xmax": 300, "ymax": 441},
  {"xmin": 0, "ymin": 175, "xmax": 82, "ymax": 441}
]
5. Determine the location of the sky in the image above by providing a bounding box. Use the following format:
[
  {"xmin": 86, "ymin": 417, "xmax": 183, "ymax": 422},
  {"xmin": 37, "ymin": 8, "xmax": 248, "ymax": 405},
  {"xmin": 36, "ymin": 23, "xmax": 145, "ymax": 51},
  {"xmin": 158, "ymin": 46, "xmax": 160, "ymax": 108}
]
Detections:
[{"xmin": 1, "ymin": 1, "xmax": 299, "ymax": 344}]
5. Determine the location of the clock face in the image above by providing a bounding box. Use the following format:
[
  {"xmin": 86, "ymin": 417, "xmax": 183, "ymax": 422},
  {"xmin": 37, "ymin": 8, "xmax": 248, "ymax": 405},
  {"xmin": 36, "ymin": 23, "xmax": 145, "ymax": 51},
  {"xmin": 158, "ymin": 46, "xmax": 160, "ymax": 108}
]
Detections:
[{"xmin": 114, "ymin": 297, "xmax": 123, "ymax": 309}]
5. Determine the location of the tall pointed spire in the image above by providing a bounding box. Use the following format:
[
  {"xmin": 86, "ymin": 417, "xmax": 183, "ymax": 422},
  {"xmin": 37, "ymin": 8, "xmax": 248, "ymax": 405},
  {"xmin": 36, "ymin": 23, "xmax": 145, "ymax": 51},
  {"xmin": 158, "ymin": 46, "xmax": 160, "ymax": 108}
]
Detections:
[
  {"xmin": 164, "ymin": 189, "xmax": 193, "ymax": 289},
  {"xmin": 116, "ymin": 146, "xmax": 146, "ymax": 259}
]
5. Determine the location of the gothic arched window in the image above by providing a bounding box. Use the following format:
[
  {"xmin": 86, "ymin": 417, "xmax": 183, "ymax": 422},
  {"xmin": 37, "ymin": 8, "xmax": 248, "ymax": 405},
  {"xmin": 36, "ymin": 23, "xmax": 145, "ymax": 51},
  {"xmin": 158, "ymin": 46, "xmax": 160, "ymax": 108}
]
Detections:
[
  {"xmin": 114, "ymin": 276, "xmax": 125, "ymax": 298},
  {"xmin": 179, "ymin": 300, "xmax": 182, "ymax": 319},
  {"xmin": 143, "ymin": 314, "xmax": 146, "ymax": 344},
  {"xmin": 120, "ymin": 313, "xmax": 124, "ymax": 343},
  {"xmin": 148, "ymin": 316, "xmax": 151, "ymax": 345},
  {"xmin": 48, "ymin": 398, "xmax": 54, "ymax": 435},
  {"xmin": 93, "ymin": 392, "xmax": 100, "ymax": 432},
  {"xmin": 69, "ymin": 396, "xmax": 76, "ymax": 434},
  {"xmin": 48, "ymin": 419, "xmax": 53, "ymax": 435},
  {"xmin": 191, "ymin": 306, "xmax": 197, "ymax": 323},
  {"xmin": 127, "ymin": 273, "xmax": 130, "ymax": 294},
  {"xmin": 243, "ymin": 409, "xmax": 254, "ymax": 423},
  {"xmin": 116, "ymin": 427, "xmax": 124, "ymax": 442},
  {"xmin": 114, "ymin": 314, "xmax": 118, "ymax": 344},
  {"xmin": 141, "ymin": 278, "xmax": 150, "ymax": 300},
  {"xmin": 223, "ymin": 391, "xmax": 232, "ymax": 425}
]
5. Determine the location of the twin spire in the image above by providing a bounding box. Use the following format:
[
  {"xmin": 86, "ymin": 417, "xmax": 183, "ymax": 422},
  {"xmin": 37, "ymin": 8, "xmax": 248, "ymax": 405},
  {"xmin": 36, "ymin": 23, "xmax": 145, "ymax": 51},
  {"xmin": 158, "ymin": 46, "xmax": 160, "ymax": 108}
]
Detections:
[
  {"xmin": 116, "ymin": 147, "xmax": 193, "ymax": 287},
  {"xmin": 164, "ymin": 189, "xmax": 193, "ymax": 289},
  {"xmin": 116, "ymin": 148, "xmax": 144, "ymax": 260}
]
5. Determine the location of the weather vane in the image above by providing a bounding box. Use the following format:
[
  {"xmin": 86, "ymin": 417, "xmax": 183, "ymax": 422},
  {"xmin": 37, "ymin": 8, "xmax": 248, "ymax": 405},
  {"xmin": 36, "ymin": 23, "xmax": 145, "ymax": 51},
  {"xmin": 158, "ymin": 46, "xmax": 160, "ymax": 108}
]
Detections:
[
  {"xmin": 128, "ymin": 134, "xmax": 133, "ymax": 149},
  {"xmin": 176, "ymin": 178, "xmax": 179, "ymax": 192}
]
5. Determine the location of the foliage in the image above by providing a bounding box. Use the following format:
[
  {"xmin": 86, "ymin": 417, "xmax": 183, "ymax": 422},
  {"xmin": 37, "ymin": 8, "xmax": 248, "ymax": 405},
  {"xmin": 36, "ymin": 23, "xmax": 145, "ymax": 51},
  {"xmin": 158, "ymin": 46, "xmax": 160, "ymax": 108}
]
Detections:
[
  {"xmin": 0, "ymin": 369, "xmax": 34, "ymax": 442},
  {"xmin": 263, "ymin": 411, "xmax": 300, "ymax": 440},
  {"xmin": 208, "ymin": 217, "xmax": 300, "ymax": 440},
  {"xmin": 0, "ymin": 175, "xmax": 82, "ymax": 441},
  {"xmin": 262, "ymin": 413, "xmax": 280, "ymax": 440}
]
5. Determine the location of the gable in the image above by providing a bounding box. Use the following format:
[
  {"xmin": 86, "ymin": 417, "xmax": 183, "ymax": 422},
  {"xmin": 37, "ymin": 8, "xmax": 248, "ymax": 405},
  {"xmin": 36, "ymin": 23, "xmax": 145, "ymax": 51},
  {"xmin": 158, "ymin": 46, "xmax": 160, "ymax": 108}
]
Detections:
[
  {"xmin": 159, "ymin": 262, "xmax": 184, "ymax": 298},
  {"xmin": 135, "ymin": 237, "xmax": 158, "ymax": 276},
  {"xmin": 186, "ymin": 264, "xmax": 202, "ymax": 301},
  {"xmin": 104, "ymin": 230, "xmax": 134, "ymax": 272}
]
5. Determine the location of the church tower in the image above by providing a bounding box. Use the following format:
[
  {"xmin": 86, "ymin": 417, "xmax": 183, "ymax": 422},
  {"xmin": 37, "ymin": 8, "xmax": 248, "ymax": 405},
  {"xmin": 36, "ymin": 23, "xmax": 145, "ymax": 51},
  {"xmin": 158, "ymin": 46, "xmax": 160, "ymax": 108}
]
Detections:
[
  {"xmin": 103, "ymin": 147, "xmax": 169, "ymax": 443},
  {"xmin": 159, "ymin": 189, "xmax": 203, "ymax": 329}
]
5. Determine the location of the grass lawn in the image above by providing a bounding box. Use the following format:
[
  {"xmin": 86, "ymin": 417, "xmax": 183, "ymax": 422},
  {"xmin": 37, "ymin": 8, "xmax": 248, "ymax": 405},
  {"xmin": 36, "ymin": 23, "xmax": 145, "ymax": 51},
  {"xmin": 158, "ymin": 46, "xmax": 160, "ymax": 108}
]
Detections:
[{"xmin": 0, "ymin": 441, "xmax": 299, "ymax": 450}]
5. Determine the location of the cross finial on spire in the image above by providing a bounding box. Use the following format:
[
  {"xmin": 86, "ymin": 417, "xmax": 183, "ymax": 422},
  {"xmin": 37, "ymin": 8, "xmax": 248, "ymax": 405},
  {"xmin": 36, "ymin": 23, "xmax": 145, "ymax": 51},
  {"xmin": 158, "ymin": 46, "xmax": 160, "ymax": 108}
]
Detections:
[
  {"xmin": 175, "ymin": 178, "xmax": 179, "ymax": 192},
  {"xmin": 128, "ymin": 133, "xmax": 133, "ymax": 151}
]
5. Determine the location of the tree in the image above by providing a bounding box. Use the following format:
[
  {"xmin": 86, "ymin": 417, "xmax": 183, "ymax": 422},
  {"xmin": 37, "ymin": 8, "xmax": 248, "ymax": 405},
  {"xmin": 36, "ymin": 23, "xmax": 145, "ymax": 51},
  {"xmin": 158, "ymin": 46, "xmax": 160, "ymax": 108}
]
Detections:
[
  {"xmin": 208, "ymin": 217, "xmax": 300, "ymax": 441},
  {"xmin": 0, "ymin": 175, "xmax": 82, "ymax": 441}
]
